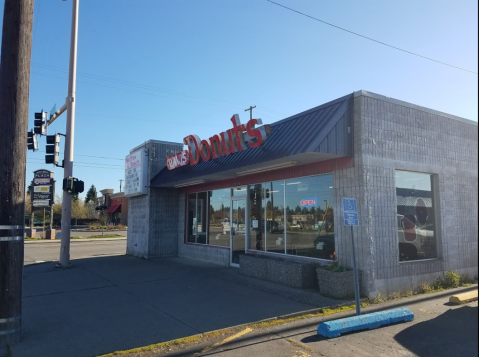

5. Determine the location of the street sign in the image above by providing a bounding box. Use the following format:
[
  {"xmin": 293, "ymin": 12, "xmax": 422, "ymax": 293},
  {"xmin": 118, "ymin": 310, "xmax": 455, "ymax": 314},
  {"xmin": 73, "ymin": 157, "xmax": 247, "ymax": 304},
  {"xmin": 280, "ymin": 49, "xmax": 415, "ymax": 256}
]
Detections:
[{"xmin": 343, "ymin": 198, "xmax": 359, "ymax": 226}]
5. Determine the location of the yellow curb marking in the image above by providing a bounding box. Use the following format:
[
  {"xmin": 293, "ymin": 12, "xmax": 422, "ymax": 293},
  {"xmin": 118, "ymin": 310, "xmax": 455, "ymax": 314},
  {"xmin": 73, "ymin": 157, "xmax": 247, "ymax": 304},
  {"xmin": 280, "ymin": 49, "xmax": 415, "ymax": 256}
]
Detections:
[{"xmin": 200, "ymin": 327, "xmax": 252, "ymax": 354}]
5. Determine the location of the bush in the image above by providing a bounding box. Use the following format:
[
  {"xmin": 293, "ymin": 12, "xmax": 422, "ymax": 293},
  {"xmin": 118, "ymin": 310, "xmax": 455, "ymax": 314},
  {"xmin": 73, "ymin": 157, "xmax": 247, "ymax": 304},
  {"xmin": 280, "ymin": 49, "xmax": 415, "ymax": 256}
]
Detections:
[{"xmin": 444, "ymin": 270, "xmax": 461, "ymax": 289}]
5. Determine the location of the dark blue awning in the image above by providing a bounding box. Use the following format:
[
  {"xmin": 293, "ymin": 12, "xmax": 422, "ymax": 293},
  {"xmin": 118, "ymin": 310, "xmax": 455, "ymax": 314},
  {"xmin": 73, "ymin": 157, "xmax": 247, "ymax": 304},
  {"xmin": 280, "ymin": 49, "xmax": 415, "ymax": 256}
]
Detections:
[{"xmin": 151, "ymin": 93, "xmax": 353, "ymax": 187}]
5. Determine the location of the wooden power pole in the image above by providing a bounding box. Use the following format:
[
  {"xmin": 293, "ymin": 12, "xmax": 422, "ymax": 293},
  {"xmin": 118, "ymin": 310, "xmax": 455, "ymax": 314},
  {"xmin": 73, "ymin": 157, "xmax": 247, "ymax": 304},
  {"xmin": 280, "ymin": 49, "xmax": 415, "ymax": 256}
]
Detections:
[{"xmin": 0, "ymin": 0, "xmax": 34, "ymax": 347}]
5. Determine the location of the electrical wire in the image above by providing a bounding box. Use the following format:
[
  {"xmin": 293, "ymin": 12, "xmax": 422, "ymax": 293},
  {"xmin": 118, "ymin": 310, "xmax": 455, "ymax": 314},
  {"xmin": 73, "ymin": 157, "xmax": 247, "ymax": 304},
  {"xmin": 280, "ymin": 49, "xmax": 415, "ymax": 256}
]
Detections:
[
  {"xmin": 31, "ymin": 62, "xmax": 287, "ymax": 118},
  {"xmin": 267, "ymin": 0, "xmax": 477, "ymax": 75}
]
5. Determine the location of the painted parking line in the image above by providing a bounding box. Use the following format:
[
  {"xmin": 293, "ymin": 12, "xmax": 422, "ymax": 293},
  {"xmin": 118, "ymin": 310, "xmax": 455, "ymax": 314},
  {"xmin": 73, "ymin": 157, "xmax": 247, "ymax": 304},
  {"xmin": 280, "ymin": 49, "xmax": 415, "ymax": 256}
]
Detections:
[{"xmin": 201, "ymin": 327, "xmax": 252, "ymax": 354}]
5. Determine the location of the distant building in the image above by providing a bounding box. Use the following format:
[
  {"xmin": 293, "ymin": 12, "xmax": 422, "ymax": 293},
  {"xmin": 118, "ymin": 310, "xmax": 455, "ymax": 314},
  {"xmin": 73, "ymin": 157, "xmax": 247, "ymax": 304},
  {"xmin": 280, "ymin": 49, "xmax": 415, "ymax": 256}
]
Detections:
[{"xmin": 98, "ymin": 189, "xmax": 128, "ymax": 226}]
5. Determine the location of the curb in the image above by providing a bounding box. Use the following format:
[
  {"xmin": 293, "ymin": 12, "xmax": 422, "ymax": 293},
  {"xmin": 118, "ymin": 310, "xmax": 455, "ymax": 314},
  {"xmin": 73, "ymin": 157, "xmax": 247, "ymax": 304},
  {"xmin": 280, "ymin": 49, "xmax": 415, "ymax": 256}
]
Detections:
[
  {"xmin": 94, "ymin": 285, "xmax": 478, "ymax": 357},
  {"xmin": 95, "ymin": 298, "xmax": 369, "ymax": 357},
  {"xmin": 24, "ymin": 237, "xmax": 127, "ymax": 244}
]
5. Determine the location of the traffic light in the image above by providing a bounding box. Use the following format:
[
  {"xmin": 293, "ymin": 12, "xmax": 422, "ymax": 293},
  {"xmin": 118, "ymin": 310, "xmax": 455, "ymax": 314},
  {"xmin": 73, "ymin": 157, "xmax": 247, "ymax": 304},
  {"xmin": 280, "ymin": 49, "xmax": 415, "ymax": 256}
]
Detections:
[
  {"xmin": 27, "ymin": 130, "xmax": 38, "ymax": 151},
  {"xmin": 45, "ymin": 134, "xmax": 60, "ymax": 165},
  {"xmin": 74, "ymin": 179, "xmax": 84, "ymax": 194},
  {"xmin": 34, "ymin": 111, "xmax": 47, "ymax": 135},
  {"xmin": 63, "ymin": 177, "xmax": 74, "ymax": 193},
  {"xmin": 62, "ymin": 176, "xmax": 84, "ymax": 194}
]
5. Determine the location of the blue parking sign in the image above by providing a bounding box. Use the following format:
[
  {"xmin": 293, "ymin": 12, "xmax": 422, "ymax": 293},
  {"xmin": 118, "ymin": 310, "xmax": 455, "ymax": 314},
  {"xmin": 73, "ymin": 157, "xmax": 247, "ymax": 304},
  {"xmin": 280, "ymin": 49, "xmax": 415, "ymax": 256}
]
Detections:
[{"xmin": 343, "ymin": 198, "xmax": 359, "ymax": 226}]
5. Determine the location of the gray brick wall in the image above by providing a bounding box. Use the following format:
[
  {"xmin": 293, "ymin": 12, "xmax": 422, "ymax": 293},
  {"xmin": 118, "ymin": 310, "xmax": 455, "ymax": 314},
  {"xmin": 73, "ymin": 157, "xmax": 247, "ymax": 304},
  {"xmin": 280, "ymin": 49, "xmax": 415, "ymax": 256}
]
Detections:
[
  {"xmin": 336, "ymin": 91, "xmax": 478, "ymax": 297},
  {"xmin": 126, "ymin": 140, "xmax": 183, "ymax": 259}
]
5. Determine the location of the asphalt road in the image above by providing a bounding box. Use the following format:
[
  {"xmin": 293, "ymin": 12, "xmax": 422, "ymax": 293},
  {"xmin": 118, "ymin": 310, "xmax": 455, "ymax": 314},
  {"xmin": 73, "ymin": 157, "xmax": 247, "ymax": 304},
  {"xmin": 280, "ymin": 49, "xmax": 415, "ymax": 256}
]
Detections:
[{"xmin": 24, "ymin": 239, "xmax": 127, "ymax": 265}]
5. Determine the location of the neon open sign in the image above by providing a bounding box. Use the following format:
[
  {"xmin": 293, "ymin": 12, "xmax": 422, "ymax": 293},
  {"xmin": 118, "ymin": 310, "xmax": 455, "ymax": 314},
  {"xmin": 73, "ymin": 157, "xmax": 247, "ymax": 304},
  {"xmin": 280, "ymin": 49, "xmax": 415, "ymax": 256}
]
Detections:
[
  {"xmin": 300, "ymin": 198, "xmax": 317, "ymax": 207},
  {"xmin": 166, "ymin": 115, "xmax": 270, "ymax": 170}
]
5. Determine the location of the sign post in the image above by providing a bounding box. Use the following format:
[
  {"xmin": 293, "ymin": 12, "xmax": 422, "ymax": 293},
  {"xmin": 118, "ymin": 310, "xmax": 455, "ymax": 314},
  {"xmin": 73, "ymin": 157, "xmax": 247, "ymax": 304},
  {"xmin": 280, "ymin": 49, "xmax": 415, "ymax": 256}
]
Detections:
[{"xmin": 343, "ymin": 198, "xmax": 361, "ymax": 316}]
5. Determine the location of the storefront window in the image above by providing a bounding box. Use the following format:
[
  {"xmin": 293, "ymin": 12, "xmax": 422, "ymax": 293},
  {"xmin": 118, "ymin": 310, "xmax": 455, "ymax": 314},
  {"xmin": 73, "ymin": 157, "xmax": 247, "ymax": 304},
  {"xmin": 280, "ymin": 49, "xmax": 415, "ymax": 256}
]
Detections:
[
  {"xmin": 186, "ymin": 175, "xmax": 335, "ymax": 261},
  {"xmin": 187, "ymin": 193, "xmax": 197, "ymax": 243},
  {"xmin": 207, "ymin": 188, "xmax": 230, "ymax": 247},
  {"xmin": 396, "ymin": 171, "xmax": 437, "ymax": 261},
  {"xmin": 264, "ymin": 181, "xmax": 285, "ymax": 254},
  {"xmin": 285, "ymin": 175, "xmax": 334, "ymax": 259},
  {"xmin": 249, "ymin": 184, "xmax": 264, "ymax": 251}
]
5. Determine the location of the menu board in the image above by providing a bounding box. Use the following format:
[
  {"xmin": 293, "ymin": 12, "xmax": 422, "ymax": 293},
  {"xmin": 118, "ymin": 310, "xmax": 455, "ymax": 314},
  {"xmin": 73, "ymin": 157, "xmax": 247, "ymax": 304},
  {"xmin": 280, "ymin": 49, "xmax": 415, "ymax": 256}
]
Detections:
[{"xmin": 124, "ymin": 148, "xmax": 148, "ymax": 197}]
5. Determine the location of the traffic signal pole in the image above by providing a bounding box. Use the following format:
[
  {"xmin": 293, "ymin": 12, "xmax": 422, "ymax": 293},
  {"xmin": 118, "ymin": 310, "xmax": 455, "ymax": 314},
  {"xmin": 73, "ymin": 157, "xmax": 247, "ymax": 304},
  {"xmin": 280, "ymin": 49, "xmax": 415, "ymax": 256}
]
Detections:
[{"xmin": 58, "ymin": 0, "xmax": 79, "ymax": 267}]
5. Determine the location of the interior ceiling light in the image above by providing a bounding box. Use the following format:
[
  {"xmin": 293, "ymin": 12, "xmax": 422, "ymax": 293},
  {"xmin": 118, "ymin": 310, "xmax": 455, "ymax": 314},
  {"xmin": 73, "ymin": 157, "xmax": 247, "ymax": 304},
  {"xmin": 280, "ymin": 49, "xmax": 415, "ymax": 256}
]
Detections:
[
  {"xmin": 286, "ymin": 182, "xmax": 301, "ymax": 185},
  {"xmin": 174, "ymin": 180, "xmax": 205, "ymax": 188},
  {"xmin": 236, "ymin": 161, "xmax": 297, "ymax": 176}
]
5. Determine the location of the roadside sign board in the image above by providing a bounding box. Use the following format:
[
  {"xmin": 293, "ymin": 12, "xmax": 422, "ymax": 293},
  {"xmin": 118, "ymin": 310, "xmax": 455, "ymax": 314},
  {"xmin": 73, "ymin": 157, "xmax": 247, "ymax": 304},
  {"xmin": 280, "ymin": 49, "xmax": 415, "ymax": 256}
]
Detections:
[
  {"xmin": 34, "ymin": 185, "xmax": 50, "ymax": 193},
  {"xmin": 31, "ymin": 169, "xmax": 54, "ymax": 211},
  {"xmin": 32, "ymin": 200, "xmax": 50, "ymax": 207},
  {"xmin": 343, "ymin": 198, "xmax": 359, "ymax": 226},
  {"xmin": 33, "ymin": 192, "xmax": 52, "ymax": 200},
  {"xmin": 34, "ymin": 177, "xmax": 51, "ymax": 185}
]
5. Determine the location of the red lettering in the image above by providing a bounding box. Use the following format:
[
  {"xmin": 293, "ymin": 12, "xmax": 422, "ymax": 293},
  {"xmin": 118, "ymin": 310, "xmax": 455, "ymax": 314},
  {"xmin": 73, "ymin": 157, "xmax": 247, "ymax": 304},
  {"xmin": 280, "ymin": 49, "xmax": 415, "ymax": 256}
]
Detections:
[
  {"xmin": 209, "ymin": 134, "xmax": 224, "ymax": 159},
  {"xmin": 183, "ymin": 135, "xmax": 200, "ymax": 166},
  {"xmin": 220, "ymin": 130, "xmax": 236, "ymax": 155},
  {"xmin": 230, "ymin": 114, "xmax": 245, "ymax": 151},
  {"xmin": 246, "ymin": 119, "xmax": 263, "ymax": 148},
  {"xmin": 200, "ymin": 140, "xmax": 212, "ymax": 161}
]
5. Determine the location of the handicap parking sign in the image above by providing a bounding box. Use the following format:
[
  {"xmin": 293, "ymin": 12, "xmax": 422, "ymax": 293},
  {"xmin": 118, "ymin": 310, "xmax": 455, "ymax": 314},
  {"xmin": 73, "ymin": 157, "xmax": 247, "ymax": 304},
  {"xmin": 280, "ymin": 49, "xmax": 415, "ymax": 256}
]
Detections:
[{"xmin": 343, "ymin": 198, "xmax": 359, "ymax": 226}]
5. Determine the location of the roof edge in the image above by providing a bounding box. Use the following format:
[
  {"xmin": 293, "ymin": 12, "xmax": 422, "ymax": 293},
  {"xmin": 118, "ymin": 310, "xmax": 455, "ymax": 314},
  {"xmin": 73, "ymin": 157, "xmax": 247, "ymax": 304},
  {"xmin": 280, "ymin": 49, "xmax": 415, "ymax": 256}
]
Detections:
[
  {"xmin": 129, "ymin": 139, "xmax": 183, "ymax": 154},
  {"xmin": 354, "ymin": 90, "xmax": 477, "ymax": 126}
]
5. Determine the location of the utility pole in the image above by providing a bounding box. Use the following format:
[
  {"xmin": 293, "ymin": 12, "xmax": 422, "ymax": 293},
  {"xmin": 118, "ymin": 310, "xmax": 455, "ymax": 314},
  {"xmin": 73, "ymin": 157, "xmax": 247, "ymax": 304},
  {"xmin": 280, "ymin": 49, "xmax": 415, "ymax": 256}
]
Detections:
[
  {"xmin": 0, "ymin": 0, "xmax": 34, "ymax": 346},
  {"xmin": 58, "ymin": 0, "xmax": 80, "ymax": 267},
  {"xmin": 119, "ymin": 179, "xmax": 123, "ymax": 192},
  {"xmin": 244, "ymin": 105, "xmax": 256, "ymax": 120}
]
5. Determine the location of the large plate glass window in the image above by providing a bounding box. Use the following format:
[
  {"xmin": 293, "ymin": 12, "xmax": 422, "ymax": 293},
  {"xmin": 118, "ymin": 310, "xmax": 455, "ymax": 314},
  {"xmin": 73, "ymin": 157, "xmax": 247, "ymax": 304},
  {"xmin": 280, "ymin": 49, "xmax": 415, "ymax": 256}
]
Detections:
[
  {"xmin": 285, "ymin": 174, "xmax": 334, "ymax": 259},
  {"xmin": 396, "ymin": 171, "xmax": 437, "ymax": 261},
  {"xmin": 207, "ymin": 188, "xmax": 230, "ymax": 247},
  {"xmin": 264, "ymin": 181, "xmax": 285, "ymax": 254}
]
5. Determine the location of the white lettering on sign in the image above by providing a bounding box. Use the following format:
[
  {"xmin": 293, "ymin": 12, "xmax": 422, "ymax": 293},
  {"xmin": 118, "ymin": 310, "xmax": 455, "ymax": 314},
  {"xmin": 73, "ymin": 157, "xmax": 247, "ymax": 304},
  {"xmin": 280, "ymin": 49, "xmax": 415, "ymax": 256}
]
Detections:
[
  {"xmin": 166, "ymin": 150, "xmax": 189, "ymax": 170},
  {"xmin": 32, "ymin": 200, "xmax": 50, "ymax": 206},
  {"xmin": 34, "ymin": 185, "xmax": 50, "ymax": 193},
  {"xmin": 34, "ymin": 178, "xmax": 51, "ymax": 185}
]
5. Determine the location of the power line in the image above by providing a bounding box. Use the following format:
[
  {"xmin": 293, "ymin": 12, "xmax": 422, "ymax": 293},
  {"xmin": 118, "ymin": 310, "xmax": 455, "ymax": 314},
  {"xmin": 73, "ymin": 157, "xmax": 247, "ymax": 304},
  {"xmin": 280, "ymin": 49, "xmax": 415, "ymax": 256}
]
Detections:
[
  {"xmin": 267, "ymin": 0, "xmax": 477, "ymax": 75},
  {"xmin": 28, "ymin": 158, "xmax": 123, "ymax": 168},
  {"xmin": 30, "ymin": 149, "xmax": 124, "ymax": 161},
  {"xmin": 31, "ymin": 62, "xmax": 287, "ymax": 118}
]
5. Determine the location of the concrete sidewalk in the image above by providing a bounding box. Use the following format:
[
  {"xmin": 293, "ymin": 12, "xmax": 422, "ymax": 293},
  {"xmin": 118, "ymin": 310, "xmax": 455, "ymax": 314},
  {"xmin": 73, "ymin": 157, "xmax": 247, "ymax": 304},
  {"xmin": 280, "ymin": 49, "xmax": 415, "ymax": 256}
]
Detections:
[{"xmin": 8, "ymin": 255, "xmax": 345, "ymax": 357}]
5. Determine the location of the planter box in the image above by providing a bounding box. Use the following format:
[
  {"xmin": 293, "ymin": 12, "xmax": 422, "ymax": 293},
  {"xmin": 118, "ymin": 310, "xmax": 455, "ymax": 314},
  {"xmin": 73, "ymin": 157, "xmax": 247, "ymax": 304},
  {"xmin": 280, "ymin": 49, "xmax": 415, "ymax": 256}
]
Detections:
[
  {"xmin": 316, "ymin": 267, "xmax": 360, "ymax": 299},
  {"xmin": 240, "ymin": 254, "xmax": 321, "ymax": 289}
]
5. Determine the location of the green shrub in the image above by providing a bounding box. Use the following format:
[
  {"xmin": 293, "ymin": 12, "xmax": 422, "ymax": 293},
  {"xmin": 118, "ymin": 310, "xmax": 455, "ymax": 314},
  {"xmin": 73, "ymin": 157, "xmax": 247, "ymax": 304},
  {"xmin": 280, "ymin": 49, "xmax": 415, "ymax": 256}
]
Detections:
[
  {"xmin": 419, "ymin": 283, "xmax": 435, "ymax": 294},
  {"xmin": 444, "ymin": 270, "xmax": 461, "ymax": 289}
]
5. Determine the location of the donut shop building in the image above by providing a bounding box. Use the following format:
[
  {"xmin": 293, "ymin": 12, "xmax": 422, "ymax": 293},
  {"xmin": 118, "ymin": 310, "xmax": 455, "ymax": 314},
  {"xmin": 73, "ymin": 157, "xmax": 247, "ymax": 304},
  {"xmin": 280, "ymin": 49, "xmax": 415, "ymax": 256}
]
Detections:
[{"xmin": 125, "ymin": 90, "xmax": 478, "ymax": 298}]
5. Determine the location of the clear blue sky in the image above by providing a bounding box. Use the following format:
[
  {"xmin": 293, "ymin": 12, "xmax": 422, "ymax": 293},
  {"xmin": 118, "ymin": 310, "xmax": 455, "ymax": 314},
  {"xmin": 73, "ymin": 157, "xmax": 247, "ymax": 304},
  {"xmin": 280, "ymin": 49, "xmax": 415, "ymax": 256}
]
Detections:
[{"xmin": 1, "ymin": 0, "xmax": 477, "ymax": 199}]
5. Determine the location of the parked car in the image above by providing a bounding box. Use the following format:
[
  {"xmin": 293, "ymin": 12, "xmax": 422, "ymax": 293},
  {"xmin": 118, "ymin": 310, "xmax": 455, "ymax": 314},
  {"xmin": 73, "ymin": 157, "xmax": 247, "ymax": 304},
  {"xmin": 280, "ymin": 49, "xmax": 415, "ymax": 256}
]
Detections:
[{"xmin": 397, "ymin": 214, "xmax": 434, "ymax": 261}]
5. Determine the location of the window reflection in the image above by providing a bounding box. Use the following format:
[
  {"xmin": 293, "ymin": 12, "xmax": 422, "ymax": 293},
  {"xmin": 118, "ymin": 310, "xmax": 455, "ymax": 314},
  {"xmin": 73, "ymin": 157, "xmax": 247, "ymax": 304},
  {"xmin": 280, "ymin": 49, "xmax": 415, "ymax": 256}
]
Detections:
[
  {"xmin": 207, "ymin": 188, "xmax": 230, "ymax": 247},
  {"xmin": 264, "ymin": 181, "xmax": 285, "ymax": 254},
  {"xmin": 285, "ymin": 175, "xmax": 334, "ymax": 259},
  {"xmin": 396, "ymin": 171, "xmax": 437, "ymax": 261}
]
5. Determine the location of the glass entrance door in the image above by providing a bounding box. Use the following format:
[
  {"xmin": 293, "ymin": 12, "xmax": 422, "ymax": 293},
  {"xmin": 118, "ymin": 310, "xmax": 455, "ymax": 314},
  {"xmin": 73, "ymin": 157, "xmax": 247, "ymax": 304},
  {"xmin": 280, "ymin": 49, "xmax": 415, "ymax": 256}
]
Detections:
[{"xmin": 230, "ymin": 198, "xmax": 246, "ymax": 266}]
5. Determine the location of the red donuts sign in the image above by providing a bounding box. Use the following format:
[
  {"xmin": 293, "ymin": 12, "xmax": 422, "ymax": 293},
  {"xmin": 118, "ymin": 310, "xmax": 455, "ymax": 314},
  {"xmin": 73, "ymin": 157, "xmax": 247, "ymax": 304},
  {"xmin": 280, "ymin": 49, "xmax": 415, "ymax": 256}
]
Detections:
[{"xmin": 166, "ymin": 115, "xmax": 270, "ymax": 170}]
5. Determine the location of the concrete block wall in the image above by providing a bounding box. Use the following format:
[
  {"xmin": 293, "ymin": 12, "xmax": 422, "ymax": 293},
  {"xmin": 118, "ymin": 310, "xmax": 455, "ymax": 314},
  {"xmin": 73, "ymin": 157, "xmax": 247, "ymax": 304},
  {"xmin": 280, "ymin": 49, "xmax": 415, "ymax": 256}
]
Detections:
[
  {"xmin": 337, "ymin": 91, "xmax": 478, "ymax": 298},
  {"xmin": 127, "ymin": 140, "xmax": 183, "ymax": 259},
  {"xmin": 177, "ymin": 193, "xmax": 230, "ymax": 266}
]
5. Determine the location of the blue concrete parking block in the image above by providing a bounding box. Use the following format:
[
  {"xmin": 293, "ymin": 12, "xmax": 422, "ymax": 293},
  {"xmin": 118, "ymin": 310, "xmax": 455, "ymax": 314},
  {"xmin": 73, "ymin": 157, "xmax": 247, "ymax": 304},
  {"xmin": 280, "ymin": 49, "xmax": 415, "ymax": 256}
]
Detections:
[{"xmin": 317, "ymin": 308, "xmax": 414, "ymax": 338}]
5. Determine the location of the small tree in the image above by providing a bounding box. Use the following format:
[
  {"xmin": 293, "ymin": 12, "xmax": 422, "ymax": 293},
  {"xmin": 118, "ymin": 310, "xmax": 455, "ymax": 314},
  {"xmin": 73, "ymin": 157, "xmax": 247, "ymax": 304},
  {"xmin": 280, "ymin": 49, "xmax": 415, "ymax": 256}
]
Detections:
[{"xmin": 85, "ymin": 184, "xmax": 98, "ymax": 205}]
